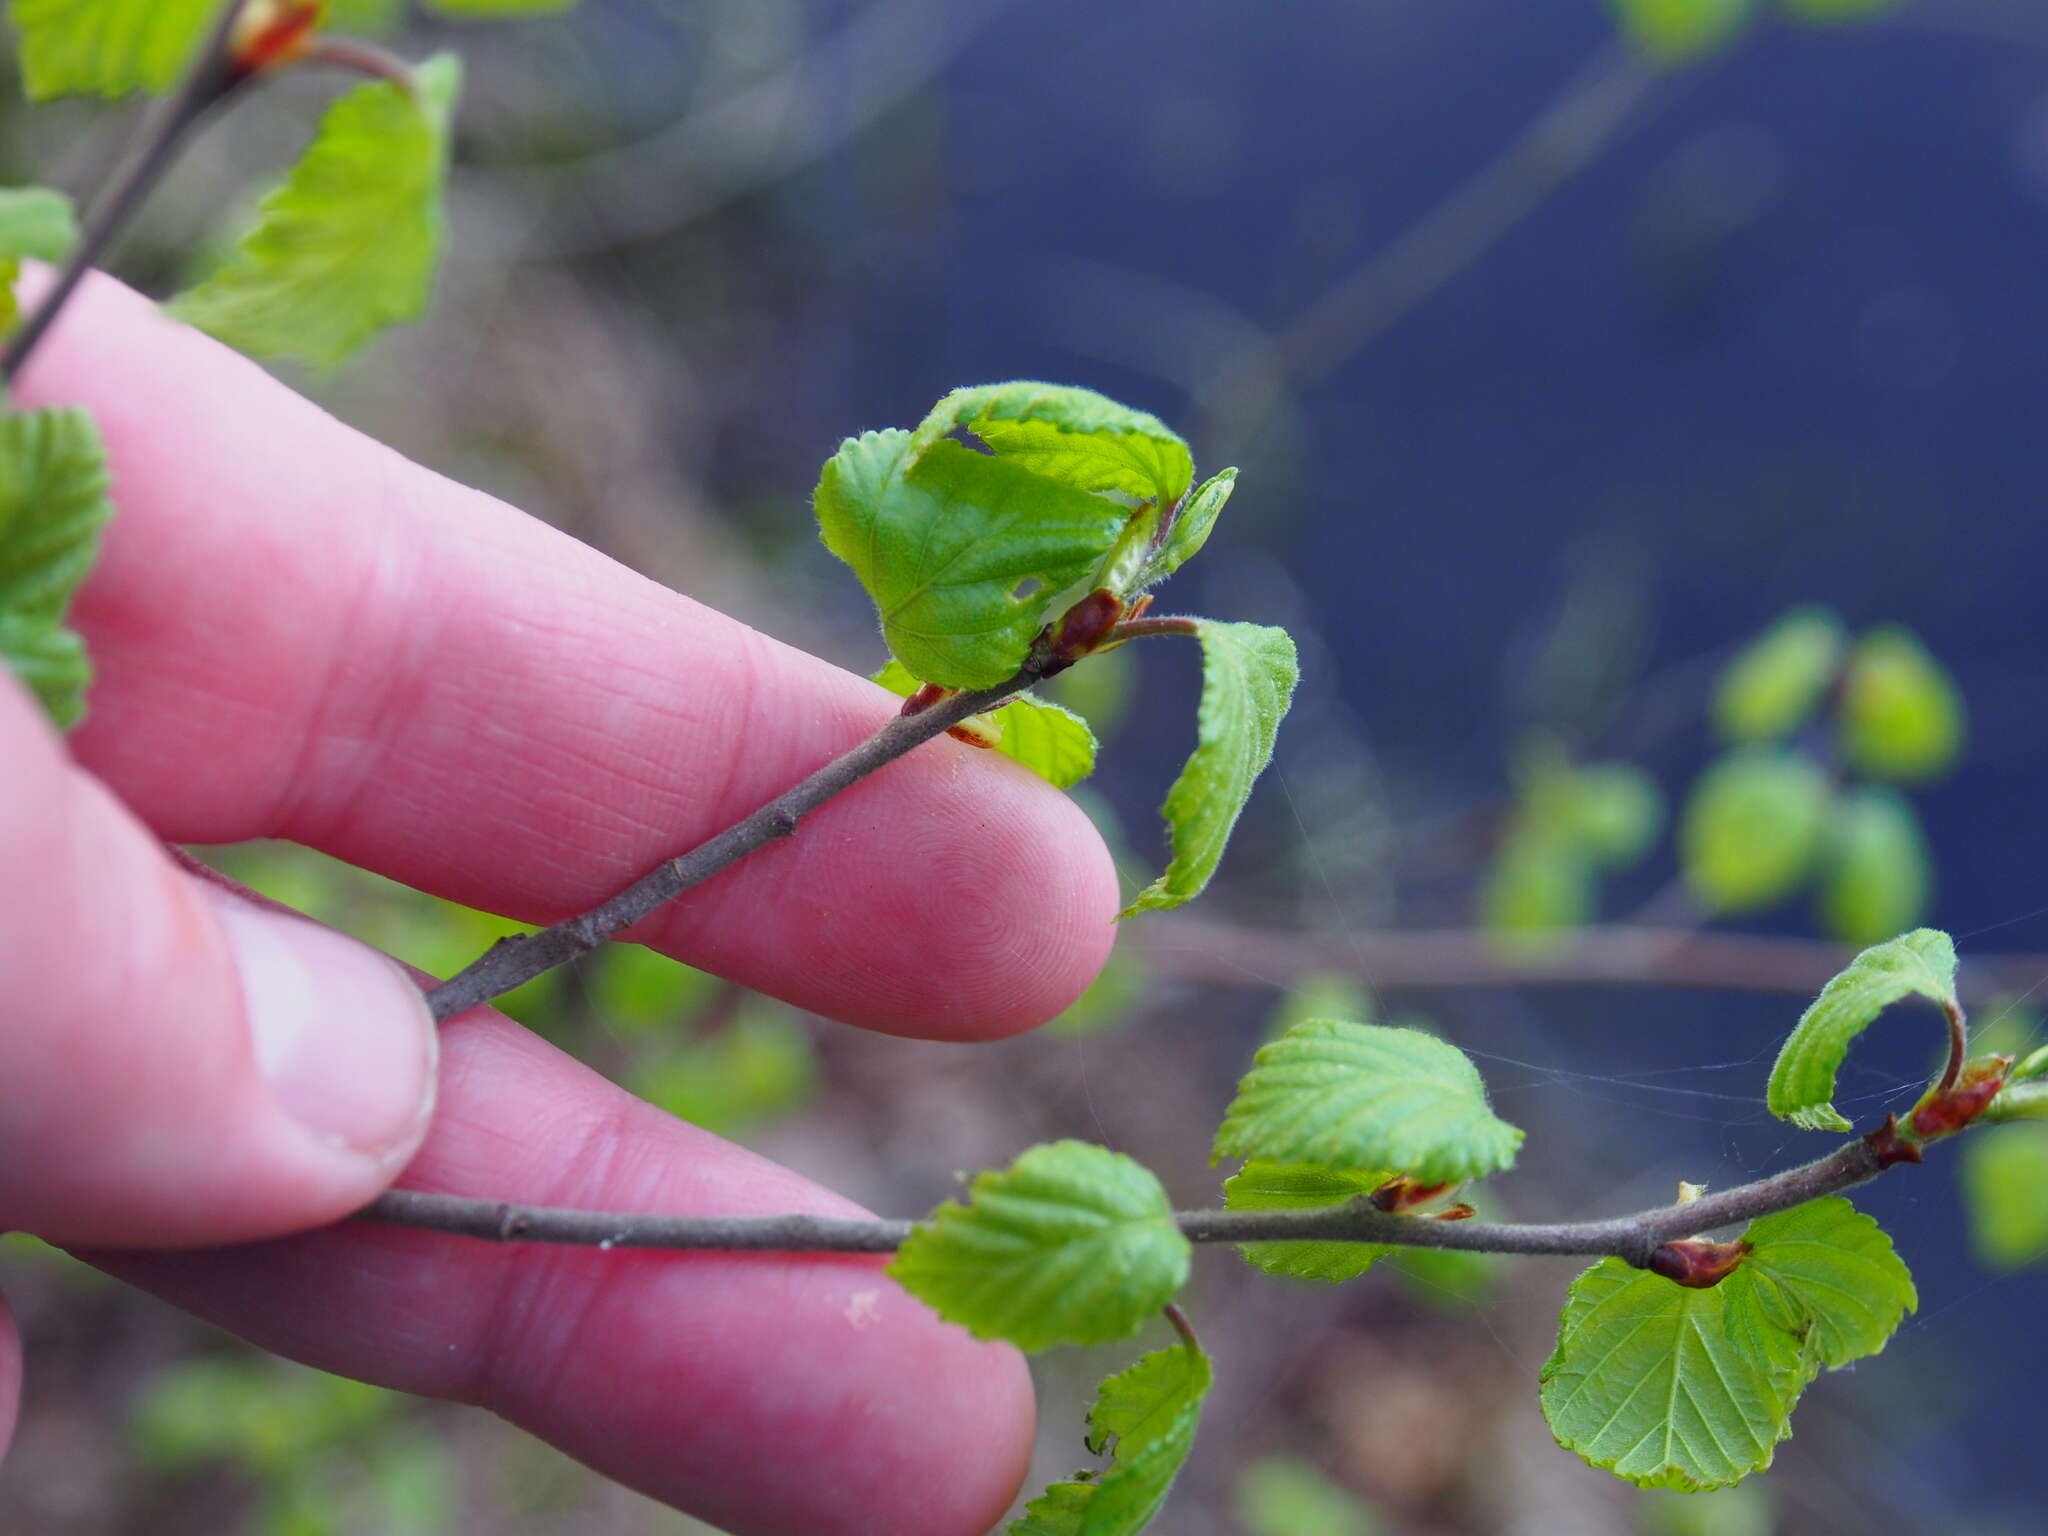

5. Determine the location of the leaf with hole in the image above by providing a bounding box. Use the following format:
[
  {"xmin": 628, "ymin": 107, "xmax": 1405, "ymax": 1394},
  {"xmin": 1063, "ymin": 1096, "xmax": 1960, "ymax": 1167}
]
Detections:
[
  {"xmin": 889, "ymin": 1140, "xmax": 1189, "ymax": 1351},
  {"xmin": 1122, "ymin": 620, "xmax": 1297, "ymax": 916},
  {"xmin": 0, "ymin": 408, "xmax": 115, "ymax": 729},
  {"xmin": 170, "ymin": 54, "xmax": 463, "ymax": 368},
  {"xmin": 1009, "ymin": 1337, "xmax": 1212, "ymax": 1536},
  {"xmin": 1215, "ymin": 1019, "xmax": 1522, "ymax": 1183},
  {"xmin": 1767, "ymin": 928, "xmax": 1957, "ymax": 1132}
]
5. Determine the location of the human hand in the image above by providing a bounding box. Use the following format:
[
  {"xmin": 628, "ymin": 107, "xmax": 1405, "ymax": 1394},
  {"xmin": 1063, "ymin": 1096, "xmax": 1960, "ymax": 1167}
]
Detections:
[{"xmin": 0, "ymin": 274, "xmax": 1120, "ymax": 1535}]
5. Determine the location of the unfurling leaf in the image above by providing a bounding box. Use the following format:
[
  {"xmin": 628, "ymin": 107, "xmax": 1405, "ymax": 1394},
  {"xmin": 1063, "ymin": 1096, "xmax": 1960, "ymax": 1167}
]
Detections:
[
  {"xmin": 1818, "ymin": 786, "xmax": 1930, "ymax": 946},
  {"xmin": 1221, "ymin": 1161, "xmax": 1393, "ymax": 1282},
  {"xmin": 0, "ymin": 185, "xmax": 79, "ymax": 333},
  {"xmin": 1541, "ymin": 1196, "xmax": 1912, "ymax": 1490},
  {"xmin": 1766, "ymin": 928, "xmax": 1957, "ymax": 1132},
  {"xmin": 1839, "ymin": 625, "xmax": 1965, "ymax": 783},
  {"xmin": 1604, "ymin": 0, "xmax": 1759, "ymax": 62},
  {"xmin": 889, "ymin": 1141, "xmax": 1189, "ymax": 1351},
  {"xmin": 1713, "ymin": 606, "xmax": 1844, "ymax": 744},
  {"xmin": 10, "ymin": 0, "xmax": 215, "ymax": 99},
  {"xmin": 1680, "ymin": 747, "xmax": 1830, "ymax": 912},
  {"xmin": 1138, "ymin": 468, "xmax": 1234, "ymax": 589},
  {"xmin": 871, "ymin": 660, "xmax": 1096, "ymax": 787},
  {"xmin": 1122, "ymin": 619, "xmax": 1297, "ymax": 916},
  {"xmin": 170, "ymin": 54, "xmax": 464, "ymax": 368},
  {"xmin": 1215, "ymin": 1019, "xmax": 1523, "ymax": 1184},
  {"xmin": 1009, "ymin": 1336, "xmax": 1212, "ymax": 1536},
  {"xmin": 0, "ymin": 408, "xmax": 116, "ymax": 728}
]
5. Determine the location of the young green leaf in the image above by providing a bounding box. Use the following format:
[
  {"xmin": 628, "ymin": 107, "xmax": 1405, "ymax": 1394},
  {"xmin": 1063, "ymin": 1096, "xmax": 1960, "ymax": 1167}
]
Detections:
[
  {"xmin": 1818, "ymin": 786, "xmax": 1930, "ymax": 946},
  {"xmin": 1136, "ymin": 468, "xmax": 1235, "ymax": 589},
  {"xmin": 1558, "ymin": 761, "xmax": 1664, "ymax": 867},
  {"xmin": 1122, "ymin": 620, "xmax": 1298, "ymax": 916},
  {"xmin": 1480, "ymin": 827, "xmax": 1592, "ymax": 956},
  {"xmin": 1680, "ymin": 748, "xmax": 1830, "ymax": 912},
  {"xmin": 871, "ymin": 660, "xmax": 1096, "ymax": 787},
  {"xmin": 1839, "ymin": 625, "xmax": 1965, "ymax": 784},
  {"xmin": 1712, "ymin": 606, "xmax": 1844, "ymax": 745},
  {"xmin": 0, "ymin": 186, "xmax": 79, "ymax": 333},
  {"xmin": 1221, "ymin": 1161, "xmax": 1393, "ymax": 1282},
  {"xmin": 1604, "ymin": 0, "xmax": 1759, "ymax": 62},
  {"xmin": 1542, "ymin": 1197, "xmax": 1912, "ymax": 1491},
  {"xmin": 908, "ymin": 382, "xmax": 1193, "ymax": 513},
  {"xmin": 1961, "ymin": 1125, "xmax": 2048, "ymax": 1270},
  {"xmin": 10, "ymin": 0, "xmax": 214, "ymax": 99},
  {"xmin": 1767, "ymin": 928, "xmax": 1957, "ymax": 1132},
  {"xmin": 170, "ymin": 54, "xmax": 464, "ymax": 368},
  {"xmin": 1215, "ymin": 1019, "xmax": 1523, "ymax": 1183},
  {"xmin": 0, "ymin": 407, "xmax": 116, "ymax": 728},
  {"xmin": 888, "ymin": 1141, "xmax": 1190, "ymax": 1351},
  {"xmin": 818, "ymin": 431, "xmax": 1127, "ymax": 688},
  {"xmin": 1010, "ymin": 1337, "xmax": 1212, "ymax": 1536}
]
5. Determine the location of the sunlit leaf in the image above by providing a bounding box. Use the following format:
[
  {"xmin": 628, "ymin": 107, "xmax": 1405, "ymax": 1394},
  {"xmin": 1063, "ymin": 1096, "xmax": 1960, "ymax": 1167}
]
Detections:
[
  {"xmin": 1215, "ymin": 1019, "xmax": 1522, "ymax": 1183},
  {"xmin": 1839, "ymin": 625, "xmax": 1965, "ymax": 784},
  {"xmin": 1961, "ymin": 1125, "xmax": 2048, "ymax": 1270},
  {"xmin": 1680, "ymin": 748, "xmax": 1830, "ymax": 912},
  {"xmin": 1767, "ymin": 928, "xmax": 1957, "ymax": 1132},
  {"xmin": 0, "ymin": 407, "xmax": 115, "ymax": 728},
  {"xmin": 909, "ymin": 381, "xmax": 1192, "ymax": 512},
  {"xmin": 0, "ymin": 185, "xmax": 78, "ymax": 333},
  {"xmin": 1713, "ymin": 606, "xmax": 1844, "ymax": 745},
  {"xmin": 10, "ymin": 0, "xmax": 215, "ymax": 99},
  {"xmin": 890, "ymin": 1141, "xmax": 1189, "ymax": 1351},
  {"xmin": 1541, "ymin": 1197, "xmax": 1911, "ymax": 1490},
  {"xmin": 170, "ymin": 54, "xmax": 463, "ymax": 368},
  {"xmin": 1009, "ymin": 1337, "xmax": 1212, "ymax": 1536},
  {"xmin": 1122, "ymin": 620, "xmax": 1297, "ymax": 916},
  {"xmin": 1221, "ymin": 1160, "xmax": 1393, "ymax": 1283},
  {"xmin": 1818, "ymin": 786, "xmax": 1930, "ymax": 946}
]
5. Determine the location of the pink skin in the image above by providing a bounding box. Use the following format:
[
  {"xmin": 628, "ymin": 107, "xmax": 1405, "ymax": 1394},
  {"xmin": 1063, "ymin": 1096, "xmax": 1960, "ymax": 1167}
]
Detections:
[{"xmin": 0, "ymin": 274, "xmax": 1125, "ymax": 1534}]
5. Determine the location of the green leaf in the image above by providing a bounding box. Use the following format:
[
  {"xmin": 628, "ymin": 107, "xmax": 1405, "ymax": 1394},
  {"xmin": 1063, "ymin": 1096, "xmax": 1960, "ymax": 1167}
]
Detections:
[
  {"xmin": 1541, "ymin": 1197, "xmax": 1912, "ymax": 1491},
  {"xmin": 1122, "ymin": 620, "xmax": 1297, "ymax": 916},
  {"xmin": 0, "ymin": 407, "xmax": 115, "ymax": 728},
  {"xmin": 818, "ymin": 430, "xmax": 1127, "ymax": 688},
  {"xmin": 1215, "ymin": 1019, "xmax": 1523, "ymax": 1183},
  {"xmin": 1679, "ymin": 748, "xmax": 1830, "ymax": 912},
  {"xmin": 1638, "ymin": 1484, "xmax": 1775, "ymax": 1536},
  {"xmin": 10, "ymin": 0, "xmax": 214, "ymax": 99},
  {"xmin": 1221, "ymin": 1161, "xmax": 1392, "ymax": 1283},
  {"xmin": 871, "ymin": 660, "xmax": 1095, "ymax": 787},
  {"xmin": 1234, "ymin": 1456, "xmax": 1381, "ymax": 1536},
  {"xmin": 170, "ymin": 54, "xmax": 463, "ymax": 369},
  {"xmin": 1137, "ymin": 468, "xmax": 1235, "ymax": 589},
  {"xmin": 889, "ymin": 1141, "xmax": 1190, "ymax": 1351},
  {"xmin": 1605, "ymin": 0, "xmax": 1759, "ymax": 62},
  {"xmin": 1713, "ymin": 606, "xmax": 1845, "ymax": 744},
  {"xmin": 1818, "ymin": 786, "xmax": 1930, "ymax": 946},
  {"xmin": 1781, "ymin": 0, "xmax": 1897, "ymax": 20},
  {"xmin": 1961, "ymin": 1125, "xmax": 2048, "ymax": 1269},
  {"xmin": 1558, "ymin": 761, "xmax": 1665, "ymax": 867},
  {"xmin": 428, "ymin": 0, "xmax": 576, "ymax": 13},
  {"xmin": 1010, "ymin": 1338, "xmax": 1212, "ymax": 1536},
  {"xmin": 1767, "ymin": 928, "xmax": 1957, "ymax": 1132},
  {"xmin": 909, "ymin": 382, "xmax": 1193, "ymax": 513},
  {"xmin": 0, "ymin": 185, "xmax": 79, "ymax": 333},
  {"xmin": 1480, "ymin": 827, "xmax": 1592, "ymax": 956},
  {"xmin": 1839, "ymin": 625, "xmax": 1965, "ymax": 784}
]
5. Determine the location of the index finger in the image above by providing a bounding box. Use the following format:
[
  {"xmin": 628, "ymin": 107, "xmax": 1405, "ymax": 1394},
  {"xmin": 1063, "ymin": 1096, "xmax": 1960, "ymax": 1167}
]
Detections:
[{"xmin": 15, "ymin": 274, "xmax": 1119, "ymax": 1039}]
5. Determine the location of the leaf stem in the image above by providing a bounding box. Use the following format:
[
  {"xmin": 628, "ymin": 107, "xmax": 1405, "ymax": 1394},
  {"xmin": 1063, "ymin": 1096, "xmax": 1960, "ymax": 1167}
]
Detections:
[
  {"xmin": 1107, "ymin": 615, "xmax": 1200, "ymax": 643},
  {"xmin": 2, "ymin": 0, "xmax": 256, "ymax": 382},
  {"xmin": 354, "ymin": 1132, "xmax": 1891, "ymax": 1270},
  {"xmin": 421, "ymin": 652, "xmax": 1051, "ymax": 1023},
  {"xmin": 1937, "ymin": 998, "xmax": 1968, "ymax": 1094},
  {"xmin": 1162, "ymin": 1302, "xmax": 1201, "ymax": 1355}
]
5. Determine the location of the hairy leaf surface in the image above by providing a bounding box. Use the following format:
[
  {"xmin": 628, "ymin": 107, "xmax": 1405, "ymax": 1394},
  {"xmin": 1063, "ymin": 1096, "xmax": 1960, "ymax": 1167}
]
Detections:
[
  {"xmin": 1010, "ymin": 1339, "xmax": 1212, "ymax": 1536},
  {"xmin": 1767, "ymin": 928, "xmax": 1957, "ymax": 1132},
  {"xmin": 1137, "ymin": 468, "xmax": 1235, "ymax": 588},
  {"xmin": 889, "ymin": 1141, "xmax": 1189, "ymax": 1351},
  {"xmin": 170, "ymin": 55, "xmax": 463, "ymax": 367},
  {"xmin": 0, "ymin": 408, "xmax": 115, "ymax": 727},
  {"xmin": 1221, "ymin": 1161, "xmax": 1392, "ymax": 1282},
  {"xmin": 1215, "ymin": 1019, "xmax": 1522, "ymax": 1183},
  {"xmin": 1123, "ymin": 620, "xmax": 1297, "ymax": 916},
  {"xmin": 11, "ymin": 0, "xmax": 214, "ymax": 98}
]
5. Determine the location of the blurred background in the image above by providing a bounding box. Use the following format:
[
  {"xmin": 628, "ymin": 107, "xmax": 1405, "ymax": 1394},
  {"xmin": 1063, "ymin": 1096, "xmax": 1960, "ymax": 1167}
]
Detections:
[{"xmin": 5, "ymin": 0, "xmax": 2048, "ymax": 1531}]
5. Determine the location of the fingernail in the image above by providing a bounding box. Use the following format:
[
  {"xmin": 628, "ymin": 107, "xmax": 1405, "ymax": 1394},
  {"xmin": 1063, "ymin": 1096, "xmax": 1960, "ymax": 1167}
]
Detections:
[{"xmin": 203, "ymin": 888, "xmax": 438, "ymax": 1167}]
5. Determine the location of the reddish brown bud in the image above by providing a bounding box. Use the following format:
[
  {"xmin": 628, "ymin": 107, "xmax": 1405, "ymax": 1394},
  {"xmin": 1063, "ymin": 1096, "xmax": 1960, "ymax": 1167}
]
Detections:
[
  {"xmin": 1369, "ymin": 1176, "xmax": 1458, "ymax": 1214},
  {"xmin": 1911, "ymin": 1055, "xmax": 2013, "ymax": 1140},
  {"xmin": 1864, "ymin": 1113, "xmax": 1925, "ymax": 1169},
  {"xmin": 1051, "ymin": 589, "xmax": 1125, "ymax": 663},
  {"xmin": 231, "ymin": 1, "xmax": 322, "ymax": 74},
  {"xmin": 898, "ymin": 682, "xmax": 951, "ymax": 717},
  {"xmin": 1649, "ymin": 1238, "xmax": 1750, "ymax": 1289},
  {"xmin": 1432, "ymin": 1203, "xmax": 1476, "ymax": 1222}
]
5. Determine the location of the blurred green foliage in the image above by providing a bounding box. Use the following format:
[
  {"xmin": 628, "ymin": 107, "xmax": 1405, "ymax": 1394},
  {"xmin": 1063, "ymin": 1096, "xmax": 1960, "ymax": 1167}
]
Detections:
[{"xmin": 1233, "ymin": 1454, "xmax": 1382, "ymax": 1536}]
